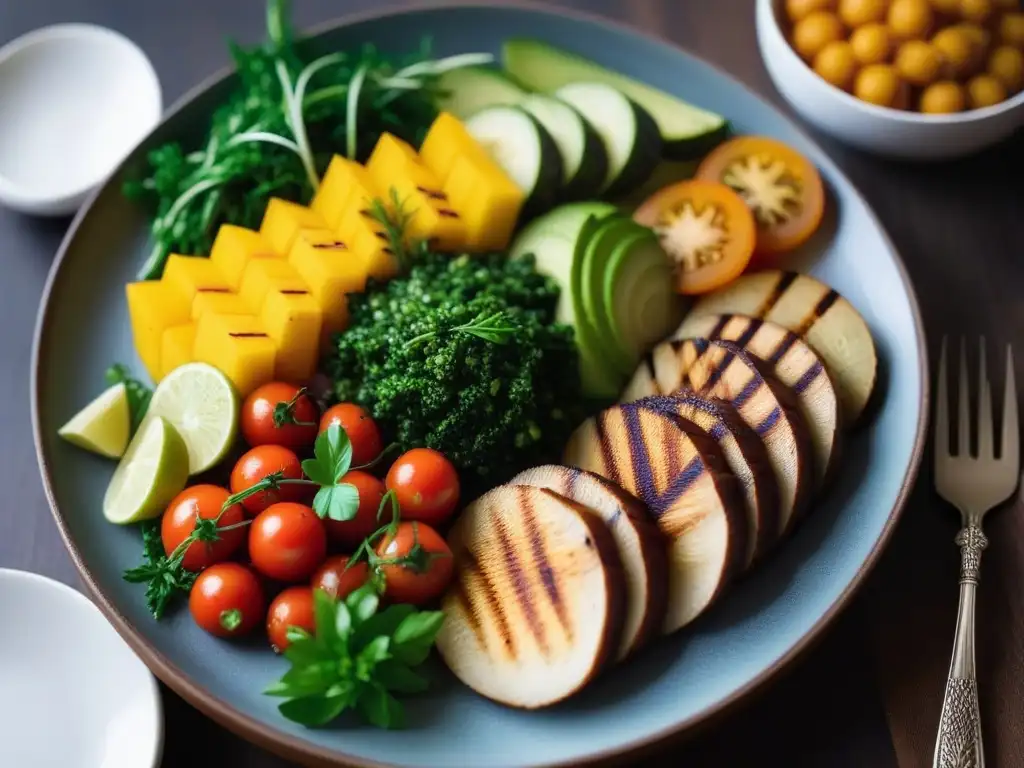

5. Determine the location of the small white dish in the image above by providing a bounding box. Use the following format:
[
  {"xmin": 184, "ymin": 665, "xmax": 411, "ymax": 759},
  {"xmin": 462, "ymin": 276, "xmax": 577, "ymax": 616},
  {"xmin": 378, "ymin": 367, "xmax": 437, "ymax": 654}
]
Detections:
[
  {"xmin": 0, "ymin": 24, "xmax": 162, "ymax": 216},
  {"xmin": 0, "ymin": 569, "xmax": 163, "ymax": 768},
  {"xmin": 756, "ymin": 0, "xmax": 1024, "ymax": 160}
]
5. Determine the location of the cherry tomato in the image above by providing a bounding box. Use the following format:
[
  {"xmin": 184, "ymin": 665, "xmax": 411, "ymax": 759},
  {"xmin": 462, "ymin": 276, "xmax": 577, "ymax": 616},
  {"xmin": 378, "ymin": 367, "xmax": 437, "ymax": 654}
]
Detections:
[
  {"xmin": 324, "ymin": 470, "xmax": 388, "ymax": 548},
  {"xmin": 161, "ymin": 484, "xmax": 246, "ymax": 572},
  {"xmin": 385, "ymin": 448, "xmax": 461, "ymax": 526},
  {"xmin": 374, "ymin": 521, "xmax": 453, "ymax": 606},
  {"xmin": 266, "ymin": 586, "xmax": 316, "ymax": 653},
  {"xmin": 695, "ymin": 136, "xmax": 825, "ymax": 260},
  {"xmin": 249, "ymin": 502, "xmax": 327, "ymax": 582},
  {"xmin": 230, "ymin": 445, "xmax": 311, "ymax": 517},
  {"xmin": 319, "ymin": 403, "xmax": 383, "ymax": 467},
  {"xmin": 241, "ymin": 382, "xmax": 320, "ymax": 450},
  {"xmin": 633, "ymin": 179, "xmax": 757, "ymax": 296},
  {"xmin": 311, "ymin": 555, "xmax": 371, "ymax": 601},
  {"xmin": 189, "ymin": 563, "xmax": 265, "ymax": 638}
]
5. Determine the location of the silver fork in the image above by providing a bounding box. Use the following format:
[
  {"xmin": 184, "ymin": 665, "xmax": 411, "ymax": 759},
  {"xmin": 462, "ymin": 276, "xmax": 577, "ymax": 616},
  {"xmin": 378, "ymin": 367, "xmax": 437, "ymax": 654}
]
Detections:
[{"xmin": 932, "ymin": 337, "xmax": 1019, "ymax": 768}]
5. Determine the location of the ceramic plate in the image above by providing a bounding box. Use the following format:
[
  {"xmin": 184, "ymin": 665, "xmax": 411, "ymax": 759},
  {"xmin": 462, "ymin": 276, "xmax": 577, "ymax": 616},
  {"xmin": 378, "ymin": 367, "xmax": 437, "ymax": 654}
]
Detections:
[{"xmin": 31, "ymin": 4, "xmax": 927, "ymax": 767}]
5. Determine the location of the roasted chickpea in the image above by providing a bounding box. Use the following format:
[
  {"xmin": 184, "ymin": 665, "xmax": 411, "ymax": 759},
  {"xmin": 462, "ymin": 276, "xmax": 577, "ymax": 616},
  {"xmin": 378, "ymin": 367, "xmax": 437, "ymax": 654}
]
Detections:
[
  {"xmin": 814, "ymin": 40, "xmax": 860, "ymax": 88},
  {"xmin": 966, "ymin": 73, "xmax": 1009, "ymax": 105},
  {"xmin": 950, "ymin": 23, "xmax": 991, "ymax": 70},
  {"xmin": 920, "ymin": 80, "xmax": 967, "ymax": 111},
  {"xmin": 850, "ymin": 23, "xmax": 893, "ymax": 63},
  {"xmin": 786, "ymin": 0, "xmax": 837, "ymax": 22},
  {"xmin": 840, "ymin": 0, "xmax": 888, "ymax": 26},
  {"xmin": 854, "ymin": 64, "xmax": 906, "ymax": 106},
  {"xmin": 988, "ymin": 44, "xmax": 1024, "ymax": 91},
  {"xmin": 793, "ymin": 11, "xmax": 847, "ymax": 59},
  {"xmin": 959, "ymin": 0, "xmax": 993, "ymax": 23},
  {"xmin": 999, "ymin": 13, "xmax": 1024, "ymax": 47},
  {"xmin": 933, "ymin": 26, "xmax": 979, "ymax": 76},
  {"xmin": 889, "ymin": 0, "xmax": 935, "ymax": 39},
  {"xmin": 895, "ymin": 40, "xmax": 945, "ymax": 83}
]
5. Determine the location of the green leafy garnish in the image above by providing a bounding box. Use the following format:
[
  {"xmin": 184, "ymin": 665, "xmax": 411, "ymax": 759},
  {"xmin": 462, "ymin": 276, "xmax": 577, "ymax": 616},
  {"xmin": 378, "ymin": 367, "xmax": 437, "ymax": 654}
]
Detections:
[
  {"xmin": 404, "ymin": 310, "xmax": 518, "ymax": 349},
  {"xmin": 105, "ymin": 363, "xmax": 152, "ymax": 435},
  {"xmin": 122, "ymin": 520, "xmax": 198, "ymax": 619},
  {"xmin": 266, "ymin": 585, "xmax": 444, "ymax": 729},
  {"xmin": 124, "ymin": 0, "xmax": 492, "ymax": 280},
  {"xmin": 301, "ymin": 424, "xmax": 361, "ymax": 522}
]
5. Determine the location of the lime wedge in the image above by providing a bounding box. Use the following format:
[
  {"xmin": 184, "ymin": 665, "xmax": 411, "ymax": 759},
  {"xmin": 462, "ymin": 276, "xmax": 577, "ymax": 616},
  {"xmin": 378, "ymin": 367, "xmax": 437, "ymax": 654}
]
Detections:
[
  {"xmin": 57, "ymin": 383, "xmax": 131, "ymax": 459},
  {"xmin": 103, "ymin": 416, "xmax": 189, "ymax": 524},
  {"xmin": 142, "ymin": 362, "xmax": 239, "ymax": 475}
]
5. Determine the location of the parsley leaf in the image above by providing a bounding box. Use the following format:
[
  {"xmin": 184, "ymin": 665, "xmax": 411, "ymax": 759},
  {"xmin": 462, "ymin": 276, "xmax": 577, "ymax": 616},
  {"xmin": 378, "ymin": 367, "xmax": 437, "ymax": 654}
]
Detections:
[
  {"xmin": 122, "ymin": 521, "xmax": 196, "ymax": 619},
  {"xmin": 302, "ymin": 424, "xmax": 360, "ymax": 522}
]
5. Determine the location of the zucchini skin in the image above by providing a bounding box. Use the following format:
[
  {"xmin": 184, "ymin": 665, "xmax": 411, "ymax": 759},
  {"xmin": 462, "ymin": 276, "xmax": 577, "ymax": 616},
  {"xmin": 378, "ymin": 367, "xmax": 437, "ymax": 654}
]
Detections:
[
  {"xmin": 522, "ymin": 110, "xmax": 566, "ymax": 218},
  {"xmin": 561, "ymin": 110, "xmax": 609, "ymax": 202},
  {"xmin": 662, "ymin": 122, "xmax": 732, "ymax": 161},
  {"xmin": 604, "ymin": 97, "xmax": 663, "ymax": 199}
]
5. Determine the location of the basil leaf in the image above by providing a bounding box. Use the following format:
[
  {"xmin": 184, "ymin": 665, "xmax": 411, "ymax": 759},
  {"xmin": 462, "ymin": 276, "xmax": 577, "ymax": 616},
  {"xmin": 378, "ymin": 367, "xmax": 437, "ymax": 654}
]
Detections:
[
  {"xmin": 392, "ymin": 611, "xmax": 445, "ymax": 666},
  {"xmin": 358, "ymin": 635, "xmax": 391, "ymax": 665},
  {"xmin": 285, "ymin": 626, "xmax": 314, "ymax": 645},
  {"xmin": 357, "ymin": 685, "xmax": 405, "ymax": 730},
  {"xmin": 278, "ymin": 694, "xmax": 350, "ymax": 727},
  {"xmin": 264, "ymin": 662, "xmax": 335, "ymax": 698},
  {"xmin": 374, "ymin": 660, "xmax": 429, "ymax": 694},
  {"xmin": 346, "ymin": 587, "xmax": 380, "ymax": 624},
  {"xmin": 351, "ymin": 604, "xmax": 415, "ymax": 653},
  {"xmin": 315, "ymin": 424, "xmax": 353, "ymax": 482},
  {"xmin": 334, "ymin": 600, "xmax": 353, "ymax": 638},
  {"xmin": 283, "ymin": 637, "xmax": 333, "ymax": 668},
  {"xmin": 313, "ymin": 589, "xmax": 342, "ymax": 646}
]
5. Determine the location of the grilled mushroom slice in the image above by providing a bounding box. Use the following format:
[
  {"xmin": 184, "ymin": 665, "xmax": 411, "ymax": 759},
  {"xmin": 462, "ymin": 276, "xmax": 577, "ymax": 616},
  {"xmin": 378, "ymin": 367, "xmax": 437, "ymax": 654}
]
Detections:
[
  {"xmin": 437, "ymin": 485, "xmax": 626, "ymax": 709},
  {"xmin": 623, "ymin": 337, "xmax": 813, "ymax": 537},
  {"xmin": 563, "ymin": 405, "xmax": 744, "ymax": 634},
  {"xmin": 674, "ymin": 312, "xmax": 842, "ymax": 486},
  {"xmin": 680, "ymin": 270, "xmax": 877, "ymax": 425},
  {"xmin": 512, "ymin": 464, "xmax": 668, "ymax": 660},
  {"xmin": 626, "ymin": 393, "xmax": 779, "ymax": 569}
]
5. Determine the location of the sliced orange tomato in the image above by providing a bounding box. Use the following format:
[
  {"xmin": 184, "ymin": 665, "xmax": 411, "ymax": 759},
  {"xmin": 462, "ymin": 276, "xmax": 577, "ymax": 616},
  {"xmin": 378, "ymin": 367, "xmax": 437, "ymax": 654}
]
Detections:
[
  {"xmin": 695, "ymin": 136, "xmax": 825, "ymax": 259},
  {"xmin": 633, "ymin": 179, "xmax": 756, "ymax": 295}
]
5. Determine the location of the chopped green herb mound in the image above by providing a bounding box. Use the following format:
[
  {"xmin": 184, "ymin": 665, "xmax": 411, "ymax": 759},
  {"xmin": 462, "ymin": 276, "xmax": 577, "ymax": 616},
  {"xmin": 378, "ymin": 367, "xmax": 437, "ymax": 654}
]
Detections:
[{"xmin": 325, "ymin": 252, "xmax": 584, "ymax": 491}]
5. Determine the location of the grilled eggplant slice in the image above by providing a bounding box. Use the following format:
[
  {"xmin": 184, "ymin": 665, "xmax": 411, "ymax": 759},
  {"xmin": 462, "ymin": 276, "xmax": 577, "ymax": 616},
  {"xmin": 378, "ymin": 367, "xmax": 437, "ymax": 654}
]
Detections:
[
  {"xmin": 512, "ymin": 464, "xmax": 667, "ymax": 660},
  {"xmin": 563, "ymin": 405, "xmax": 744, "ymax": 633},
  {"xmin": 437, "ymin": 484, "xmax": 626, "ymax": 709},
  {"xmin": 627, "ymin": 393, "xmax": 779, "ymax": 570},
  {"xmin": 624, "ymin": 338, "xmax": 813, "ymax": 537},
  {"xmin": 674, "ymin": 313, "xmax": 842, "ymax": 487},
  {"xmin": 681, "ymin": 271, "xmax": 877, "ymax": 425}
]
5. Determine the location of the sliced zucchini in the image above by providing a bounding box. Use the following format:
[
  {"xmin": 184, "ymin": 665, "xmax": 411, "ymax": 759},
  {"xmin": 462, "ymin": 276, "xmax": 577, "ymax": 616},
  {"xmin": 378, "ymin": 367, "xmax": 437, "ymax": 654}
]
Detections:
[
  {"xmin": 503, "ymin": 39, "xmax": 730, "ymax": 159},
  {"xmin": 436, "ymin": 65, "xmax": 527, "ymax": 119},
  {"xmin": 554, "ymin": 82, "xmax": 662, "ymax": 197},
  {"xmin": 464, "ymin": 105, "xmax": 563, "ymax": 215},
  {"xmin": 519, "ymin": 93, "xmax": 608, "ymax": 201}
]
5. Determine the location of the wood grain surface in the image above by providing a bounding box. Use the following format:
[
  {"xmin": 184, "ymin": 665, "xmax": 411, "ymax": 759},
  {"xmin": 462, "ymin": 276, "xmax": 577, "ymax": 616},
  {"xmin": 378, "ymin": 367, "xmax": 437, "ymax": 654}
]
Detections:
[{"xmin": 1, "ymin": 0, "xmax": 1021, "ymax": 765}]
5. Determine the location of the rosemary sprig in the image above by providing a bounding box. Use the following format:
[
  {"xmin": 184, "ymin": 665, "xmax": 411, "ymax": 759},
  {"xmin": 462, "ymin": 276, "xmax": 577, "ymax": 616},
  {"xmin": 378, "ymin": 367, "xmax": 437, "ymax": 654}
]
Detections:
[{"xmin": 403, "ymin": 311, "xmax": 519, "ymax": 349}]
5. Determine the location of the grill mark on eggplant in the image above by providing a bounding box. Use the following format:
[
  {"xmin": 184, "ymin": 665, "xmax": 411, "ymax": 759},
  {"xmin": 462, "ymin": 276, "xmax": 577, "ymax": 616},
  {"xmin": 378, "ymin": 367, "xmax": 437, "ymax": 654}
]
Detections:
[
  {"xmin": 766, "ymin": 329, "xmax": 800, "ymax": 365},
  {"xmin": 756, "ymin": 406, "xmax": 782, "ymax": 435},
  {"xmin": 793, "ymin": 360, "xmax": 825, "ymax": 394},
  {"xmin": 518, "ymin": 486, "xmax": 571, "ymax": 638},
  {"xmin": 462, "ymin": 551, "xmax": 515, "ymax": 656},
  {"xmin": 623, "ymin": 407, "xmax": 658, "ymax": 507},
  {"xmin": 754, "ymin": 271, "xmax": 799, "ymax": 318},
  {"xmin": 797, "ymin": 289, "xmax": 840, "ymax": 336},
  {"xmin": 731, "ymin": 376, "xmax": 761, "ymax": 408},
  {"xmin": 655, "ymin": 456, "xmax": 706, "ymax": 517},
  {"xmin": 493, "ymin": 516, "xmax": 548, "ymax": 655},
  {"xmin": 593, "ymin": 412, "xmax": 619, "ymax": 484},
  {"xmin": 449, "ymin": 575, "xmax": 489, "ymax": 652},
  {"xmin": 707, "ymin": 313, "xmax": 734, "ymax": 340}
]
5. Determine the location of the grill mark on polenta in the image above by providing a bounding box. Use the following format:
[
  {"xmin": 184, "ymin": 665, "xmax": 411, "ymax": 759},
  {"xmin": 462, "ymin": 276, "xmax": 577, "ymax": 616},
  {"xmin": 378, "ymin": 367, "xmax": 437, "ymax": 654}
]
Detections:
[
  {"xmin": 767, "ymin": 329, "xmax": 799, "ymax": 365},
  {"xmin": 228, "ymin": 332, "xmax": 268, "ymax": 338},
  {"xmin": 793, "ymin": 359, "xmax": 825, "ymax": 394},
  {"xmin": 594, "ymin": 412, "xmax": 620, "ymax": 484},
  {"xmin": 449, "ymin": 575, "xmax": 488, "ymax": 651},
  {"xmin": 439, "ymin": 208, "xmax": 461, "ymax": 218},
  {"xmin": 756, "ymin": 406, "xmax": 782, "ymax": 435},
  {"xmin": 623, "ymin": 407, "xmax": 658, "ymax": 507},
  {"xmin": 416, "ymin": 185, "xmax": 448, "ymax": 201},
  {"xmin": 462, "ymin": 551, "xmax": 515, "ymax": 656},
  {"xmin": 312, "ymin": 241, "xmax": 347, "ymax": 250},
  {"xmin": 279, "ymin": 289, "xmax": 309, "ymax": 295},
  {"xmin": 796, "ymin": 288, "xmax": 839, "ymax": 336},
  {"xmin": 754, "ymin": 271, "xmax": 799, "ymax": 318},
  {"xmin": 493, "ymin": 516, "xmax": 548, "ymax": 655},
  {"xmin": 518, "ymin": 488, "xmax": 571, "ymax": 637},
  {"xmin": 196, "ymin": 287, "xmax": 231, "ymax": 293}
]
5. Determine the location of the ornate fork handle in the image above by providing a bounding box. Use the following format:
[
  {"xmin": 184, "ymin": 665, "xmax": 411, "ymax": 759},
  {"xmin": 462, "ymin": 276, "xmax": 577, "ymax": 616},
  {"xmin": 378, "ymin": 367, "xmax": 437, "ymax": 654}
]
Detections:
[{"xmin": 933, "ymin": 523, "xmax": 988, "ymax": 768}]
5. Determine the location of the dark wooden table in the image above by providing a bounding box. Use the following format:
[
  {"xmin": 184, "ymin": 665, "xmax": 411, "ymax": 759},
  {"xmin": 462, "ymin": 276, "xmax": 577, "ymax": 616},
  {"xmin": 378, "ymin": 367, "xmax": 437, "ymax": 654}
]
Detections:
[{"xmin": 3, "ymin": 0, "xmax": 1022, "ymax": 765}]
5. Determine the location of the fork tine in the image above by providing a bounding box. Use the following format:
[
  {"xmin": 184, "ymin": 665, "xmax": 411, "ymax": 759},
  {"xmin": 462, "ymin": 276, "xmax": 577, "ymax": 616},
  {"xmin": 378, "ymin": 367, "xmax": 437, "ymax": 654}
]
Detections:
[
  {"xmin": 935, "ymin": 336, "xmax": 949, "ymax": 460},
  {"xmin": 978, "ymin": 338, "xmax": 994, "ymax": 459},
  {"xmin": 1002, "ymin": 345, "xmax": 1018, "ymax": 467},
  {"xmin": 958, "ymin": 337, "xmax": 972, "ymax": 457}
]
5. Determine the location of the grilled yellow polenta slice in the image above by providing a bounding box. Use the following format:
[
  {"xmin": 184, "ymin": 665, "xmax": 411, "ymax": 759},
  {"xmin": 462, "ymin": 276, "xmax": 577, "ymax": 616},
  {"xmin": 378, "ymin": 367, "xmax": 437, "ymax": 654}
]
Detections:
[
  {"xmin": 288, "ymin": 228, "xmax": 365, "ymax": 349},
  {"xmin": 259, "ymin": 198, "xmax": 326, "ymax": 256},
  {"xmin": 419, "ymin": 111, "xmax": 492, "ymax": 184},
  {"xmin": 388, "ymin": 164, "xmax": 466, "ymax": 252},
  {"xmin": 126, "ymin": 280, "xmax": 191, "ymax": 382},
  {"xmin": 209, "ymin": 224, "xmax": 279, "ymax": 290},
  {"xmin": 238, "ymin": 259, "xmax": 307, "ymax": 313},
  {"xmin": 160, "ymin": 323, "xmax": 196, "ymax": 379},
  {"xmin": 564, "ymin": 404, "xmax": 744, "ymax": 634},
  {"xmin": 259, "ymin": 289, "xmax": 322, "ymax": 384},
  {"xmin": 365, "ymin": 132, "xmax": 421, "ymax": 184},
  {"xmin": 311, "ymin": 155, "xmax": 380, "ymax": 230},
  {"xmin": 443, "ymin": 152, "xmax": 523, "ymax": 252},
  {"xmin": 336, "ymin": 206, "xmax": 399, "ymax": 282},
  {"xmin": 193, "ymin": 312, "xmax": 276, "ymax": 397},
  {"xmin": 191, "ymin": 292, "xmax": 249, "ymax": 321},
  {"xmin": 511, "ymin": 464, "xmax": 666, "ymax": 661},
  {"xmin": 436, "ymin": 485, "xmax": 625, "ymax": 709}
]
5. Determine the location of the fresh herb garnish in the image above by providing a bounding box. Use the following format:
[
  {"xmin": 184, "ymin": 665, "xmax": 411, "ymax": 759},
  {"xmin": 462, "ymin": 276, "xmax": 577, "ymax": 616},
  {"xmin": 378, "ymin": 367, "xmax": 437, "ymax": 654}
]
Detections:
[
  {"xmin": 266, "ymin": 585, "xmax": 444, "ymax": 729},
  {"xmin": 404, "ymin": 310, "xmax": 518, "ymax": 349},
  {"xmin": 122, "ymin": 520, "xmax": 199, "ymax": 619},
  {"xmin": 301, "ymin": 424, "xmax": 361, "ymax": 522},
  {"xmin": 105, "ymin": 363, "xmax": 152, "ymax": 435},
  {"xmin": 366, "ymin": 189, "xmax": 420, "ymax": 270},
  {"xmin": 125, "ymin": 0, "xmax": 492, "ymax": 279}
]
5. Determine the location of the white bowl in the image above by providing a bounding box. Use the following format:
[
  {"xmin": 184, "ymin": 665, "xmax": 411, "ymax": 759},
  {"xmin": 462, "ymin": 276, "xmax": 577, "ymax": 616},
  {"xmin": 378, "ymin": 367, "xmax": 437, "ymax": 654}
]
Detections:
[
  {"xmin": 0, "ymin": 569, "xmax": 163, "ymax": 767},
  {"xmin": 0, "ymin": 24, "xmax": 162, "ymax": 216},
  {"xmin": 756, "ymin": 0, "xmax": 1024, "ymax": 160}
]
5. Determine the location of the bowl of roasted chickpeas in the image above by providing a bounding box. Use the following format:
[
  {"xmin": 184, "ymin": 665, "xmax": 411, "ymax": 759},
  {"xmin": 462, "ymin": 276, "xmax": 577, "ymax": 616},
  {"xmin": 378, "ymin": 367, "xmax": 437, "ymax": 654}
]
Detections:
[{"xmin": 756, "ymin": 0, "xmax": 1024, "ymax": 159}]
